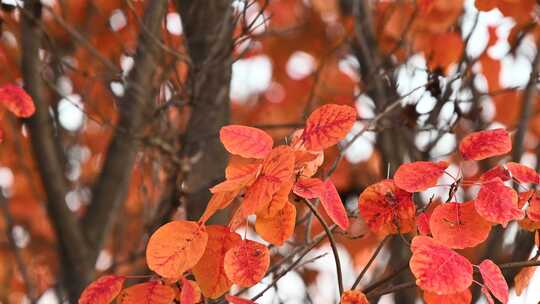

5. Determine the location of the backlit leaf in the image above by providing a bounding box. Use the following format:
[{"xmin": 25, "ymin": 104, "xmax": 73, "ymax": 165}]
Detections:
[
  {"xmin": 478, "ymin": 259, "xmax": 508, "ymax": 304},
  {"xmin": 199, "ymin": 191, "xmax": 239, "ymax": 224},
  {"xmin": 180, "ymin": 277, "xmax": 201, "ymax": 304},
  {"xmin": 0, "ymin": 84, "xmax": 35, "ymax": 117},
  {"xmin": 117, "ymin": 281, "xmax": 175, "ymax": 304},
  {"xmin": 430, "ymin": 201, "xmax": 491, "ymax": 249},
  {"xmin": 255, "ymin": 201, "xmax": 296, "ymax": 246},
  {"xmin": 301, "ymin": 104, "xmax": 356, "ymax": 151},
  {"xmin": 79, "ymin": 275, "xmax": 125, "ymax": 304},
  {"xmin": 527, "ymin": 193, "xmax": 540, "ymax": 221},
  {"xmin": 481, "ymin": 287, "xmax": 495, "ymax": 304},
  {"xmin": 146, "ymin": 220, "xmax": 208, "ymax": 278},
  {"xmin": 481, "ymin": 165, "xmax": 511, "ymax": 182},
  {"xmin": 358, "ymin": 179, "xmax": 416, "ymax": 235},
  {"xmin": 423, "ymin": 289, "xmax": 472, "ymax": 304},
  {"xmin": 293, "ymin": 178, "xmax": 325, "ymax": 199},
  {"xmin": 319, "ymin": 179, "xmax": 349, "ymax": 230},
  {"xmin": 220, "ymin": 125, "xmax": 273, "ymax": 159},
  {"xmin": 340, "ymin": 290, "xmax": 369, "ymax": 304},
  {"xmin": 506, "ymin": 162, "xmax": 540, "ymax": 184},
  {"xmin": 410, "ymin": 236, "xmax": 473, "ymax": 294},
  {"xmin": 459, "ymin": 129, "xmax": 511, "ymax": 160},
  {"xmin": 514, "ymin": 264, "xmax": 537, "ymax": 296},
  {"xmin": 192, "ymin": 225, "xmax": 242, "ymax": 299},
  {"xmin": 224, "ymin": 240, "xmax": 270, "ymax": 287},
  {"xmin": 474, "ymin": 178, "xmax": 523, "ymax": 227},
  {"xmin": 210, "ymin": 162, "xmax": 261, "ymax": 193},
  {"xmin": 256, "ymin": 179, "xmax": 293, "ymax": 218},
  {"xmin": 416, "ymin": 212, "xmax": 431, "ymax": 235},
  {"xmin": 394, "ymin": 161, "xmax": 448, "ymax": 192}
]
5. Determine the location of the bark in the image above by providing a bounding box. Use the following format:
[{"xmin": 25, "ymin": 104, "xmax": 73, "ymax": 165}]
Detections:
[
  {"xmin": 82, "ymin": 0, "xmax": 167, "ymax": 259},
  {"xmin": 176, "ymin": 0, "xmax": 234, "ymax": 221},
  {"xmin": 20, "ymin": 1, "xmax": 92, "ymax": 301}
]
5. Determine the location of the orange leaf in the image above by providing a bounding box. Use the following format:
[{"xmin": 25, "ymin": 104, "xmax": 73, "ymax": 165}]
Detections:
[
  {"xmin": 146, "ymin": 220, "xmax": 208, "ymax": 278},
  {"xmin": 410, "ymin": 236, "xmax": 473, "ymax": 294},
  {"xmin": 319, "ymin": 179, "xmax": 349, "ymax": 230},
  {"xmin": 210, "ymin": 163, "xmax": 261, "ymax": 193},
  {"xmin": 430, "ymin": 201, "xmax": 491, "ymax": 249},
  {"xmin": 117, "ymin": 281, "xmax": 175, "ymax": 304},
  {"xmin": 527, "ymin": 193, "xmax": 540, "ymax": 221},
  {"xmin": 180, "ymin": 277, "xmax": 201, "ymax": 304},
  {"xmin": 223, "ymin": 240, "xmax": 270, "ymax": 287},
  {"xmin": 225, "ymin": 295, "xmax": 257, "ymax": 304},
  {"xmin": 506, "ymin": 162, "xmax": 540, "ymax": 184},
  {"xmin": 478, "ymin": 259, "xmax": 508, "ymax": 304},
  {"xmin": 423, "ymin": 289, "xmax": 471, "ymax": 304},
  {"xmin": 293, "ymin": 178, "xmax": 325, "ymax": 199},
  {"xmin": 192, "ymin": 225, "xmax": 242, "ymax": 299},
  {"xmin": 474, "ymin": 178, "xmax": 523, "ymax": 227},
  {"xmin": 0, "ymin": 84, "xmax": 35, "ymax": 117},
  {"xmin": 416, "ymin": 212, "xmax": 431, "ymax": 235},
  {"xmin": 301, "ymin": 104, "xmax": 356, "ymax": 151},
  {"xmin": 459, "ymin": 129, "xmax": 511, "ymax": 161},
  {"xmin": 79, "ymin": 275, "xmax": 125, "ymax": 304},
  {"xmin": 514, "ymin": 264, "xmax": 537, "ymax": 296},
  {"xmin": 200, "ymin": 191, "xmax": 239, "ymax": 224},
  {"xmin": 255, "ymin": 201, "xmax": 296, "ymax": 246},
  {"xmin": 256, "ymin": 179, "xmax": 293, "ymax": 218},
  {"xmin": 394, "ymin": 161, "xmax": 448, "ymax": 192},
  {"xmin": 340, "ymin": 290, "xmax": 368, "ymax": 304},
  {"xmin": 358, "ymin": 179, "xmax": 416, "ymax": 235},
  {"xmin": 220, "ymin": 125, "xmax": 273, "ymax": 159}
]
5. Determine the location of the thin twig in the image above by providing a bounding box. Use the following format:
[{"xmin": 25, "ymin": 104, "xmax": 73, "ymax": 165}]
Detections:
[{"xmin": 352, "ymin": 235, "xmax": 390, "ymax": 290}]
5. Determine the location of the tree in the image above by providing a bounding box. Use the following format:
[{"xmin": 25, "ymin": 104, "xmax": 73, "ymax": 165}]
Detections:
[{"xmin": 0, "ymin": 0, "xmax": 539, "ymax": 303}]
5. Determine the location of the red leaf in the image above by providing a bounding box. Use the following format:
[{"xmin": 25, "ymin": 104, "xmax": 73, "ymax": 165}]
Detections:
[
  {"xmin": 223, "ymin": 240, "xmax": 270, "ymax": 287},
  {"xmin": 319, "ymin": 179, "xmax": 349, "ymax": 230},
  {"xmin": 0, "ymin": 84, "xmax": 35, "ymax": 117},
  {"xmin": 410, "ymin": 236, "xmax": 473, "ymax": 294},
  {"xmin": 117, "ymin": 281, "xmax": 175, "ymax": 304},
  {"xmin": 506, "ymin": 162, "xmax": 540, "ymax": 184},
  {"xmin": 192, "ymin": 226, "xmax": 242, "ymax": 299},
  {"xmin": 474, "ymin": 178, "xmax": 524, "ymax": 227},
  {"xmin": 459, "ymin": 128, "xmax": 511, "ymax": 160},
  {"xmin": 180, "ymin": 277, "xmax": 201, "ymax": 304},
  {"xmin": 481, "ymin": 165, "xmax": 511, "ymax": 182},
  {"xmin": 479, "ymin": 259, "xmax": 508, "ymax": 304},
  {"xmin": 394, "ymin": 161, "xmax": 448, "ymax": 192},
  {"xmin": 79, "ymin": 275, "xmax": 125, "ymax": 304},
  {"xmin": 146, "ymin": 221, "xmax": 208, "ymax": 278},
  {"xmin": 225, "ymin": 295, "xmax": 258, "ymax": 304},
  {"xmin": 293, "ymin": 178, "xmax": 325, "ymax": 199},
  {"xmin": 527, "ymin": 193, "xmax": 540, "ymax": 221},
  {"xmin": 430, "ymin": 201, "xmax": 491, "ymax": 249},
  {"xmin": 220, "ymin": 125, "xmax": 273, "ymax": 159},
  {"xmin": 416, "ymin": 213, "xmax": 431, "ymax": 235},
  {"xmin": 358, "ymin": 179, "xmax": 416, "ymax": 235},
  {"xmin": 423, "ymin": 289, "xmax": 471, "ymax": 304},
  {"xmin": 481, "ymin": 287, "xmax": 495, "ymax": 304},
  {"xmin": 301, "ymin": 104, "xmax": 356, "ymax": 151}
]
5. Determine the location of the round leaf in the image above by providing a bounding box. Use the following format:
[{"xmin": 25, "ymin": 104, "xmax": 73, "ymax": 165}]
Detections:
[
  {"xmin": 255, "ymin": 201, "xmax": 296, "ymax": 246},
  {"xmin": 459, "ymin": 128, "xmax": 511, "ymax": 160},
  {"xmin": 506, "ymin": 162, "xmax": 540, "ymax": 184},
  {"xmin": 301, "ymin": 104, "xmax": 356, "ymax": 151},
  {"xmin": 117, "ymin": 282, "xmax": 175, "ymax": 304},
  {"xmin": 146, "ymin": 220, "xmax": 208, "ymax": 278},
  {"xmin": 79, "ymin": 275, "xmax": 125, "ymax": 304},
  {"xmin": 0, "ymin": 84, "xmax": 35, "ymax": 117},
  {"xmin": 474, "ymin": 178, "xmax": 523, "ymax": 227},
  {"xmin": 224, "ymin": 240, "xmax": 270, "ymax": 287},
  {"xmin": 394, "ymin": 161, "xmax": 448, "ymax": 192},
  {"xmin": 220, "ymin": 125, "xmax": 273, "ymax": 159}
]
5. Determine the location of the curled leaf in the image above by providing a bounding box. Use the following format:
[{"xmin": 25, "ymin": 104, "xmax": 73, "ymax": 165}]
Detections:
[
  {"xmin": 506, "ymin": 162, "xmax": 540, "ymax": 184},
  {"xmin": 0, "ymin": 84, "xmax": 35, "ymax": 117},
  {"xmin": 320, "ymin": 179, "xmax": 349, "ymax": 230},
  {"xmin": 301, "ymin": 104, "xmax": 356, "ymax": 151},
  {"xmin": 479, "ymin": 259, "xmax": 508, "ymax": 304},
  {"xmin": 358, "ymin": 179, "xmax": 416, "ymax": 235},
  {"xmin": 223, "ymin": 240, "xmax": 270, "ymax": 287},
  {"xmin": 430, "ymin": 201, "xmax": 491, "ymax": 249},
  {"xmin": 220, "ymin": 125, "xmax": 273, "ymax": 159},
  {"xmin": 146, "ymin": 220, "xmax": 208, "ymax": 278},
  {"xmin": 117, "ymin": 281, "xmax": 175, "ymax": 304},
  {"xmin": 79, "ymin": 275, "xmax": 125, "ymax": 304},
  {"xmin": 416, "ymin": 212, "xmax": 431, "ymax": 235},
  {"xmin": 474, "ymin": 178, "xmax": 523, "ymax": 227},
  {"xmin": 192, "ymin": 226, "xmax": 242, "ymax": 299},
  {"xmin": 255, "ymin": 201, "xmax": 296, "ymax": 246},
  {"xmin": 481, "ymin": 165, "xmax": 511, "ymax": 182},
  {"xmin": 180, "ymin": 277, "xmax": 202, "ymax": 304},
  {"xmin": 459, "ymin": 128, "xmax": 511, "ymax": 160},
  {"xmin": 410, "ymin": 236, "xmax": 473, "ymax": 294},
  {"xmin": 394, "ymin": 161, "xmax": 448, "ymax": 192}
]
